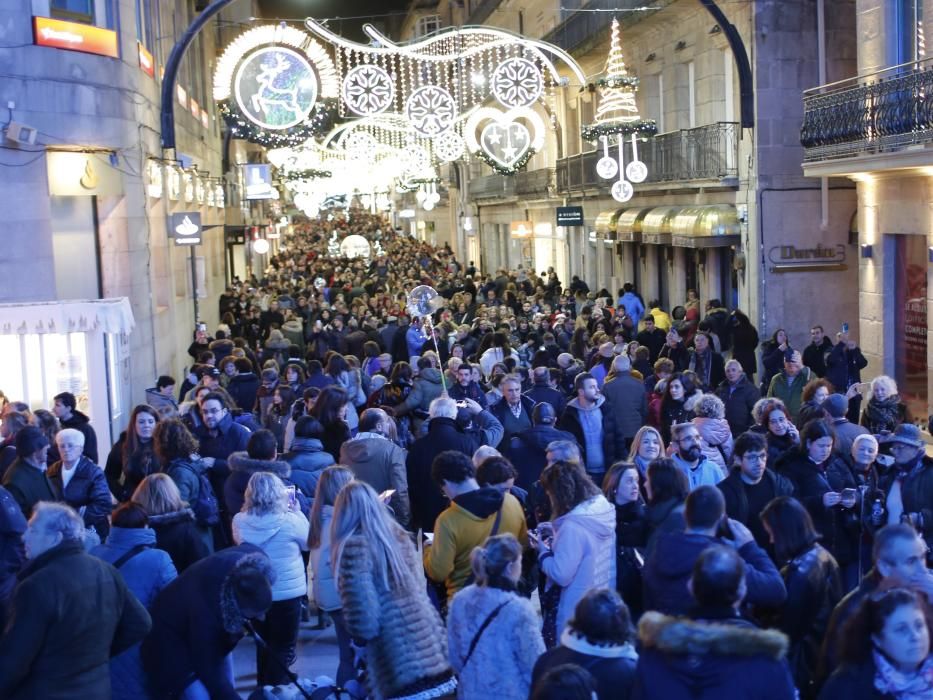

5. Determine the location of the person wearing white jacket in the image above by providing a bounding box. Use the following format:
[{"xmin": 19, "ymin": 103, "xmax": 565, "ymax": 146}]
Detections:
[
  {"xmin": 232, "ymin": 471, "xmax": 310, "ymax": 687},
  {"xmin": 307, "ymin": 466, "xmax": 355, "ymax": 685},
  {"xmin": 531, "ymin": 460, "xmax": 616, "ymax": 645}
]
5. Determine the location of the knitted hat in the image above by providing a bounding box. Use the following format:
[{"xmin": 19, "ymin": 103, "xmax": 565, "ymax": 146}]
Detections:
[
  {"xmin": 823, "ymin": 394, "xmax": 848, "ymax": 419},
  {"xmin": 882, "ymin": 423, "xmax": 924, "ymax": 448},
  {"xmin": 15, "ymin": 426, "xmax": 49, "ymax": 456}
]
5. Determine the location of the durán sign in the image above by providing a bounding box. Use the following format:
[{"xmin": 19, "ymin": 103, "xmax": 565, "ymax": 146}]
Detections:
[{"xmin": 767, "ymin": 243, "xmax": 846, "ymax": 266}]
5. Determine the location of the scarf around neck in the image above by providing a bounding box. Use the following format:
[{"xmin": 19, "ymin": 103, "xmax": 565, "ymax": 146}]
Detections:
[
  {"xmin": 864, "ymin": 396, "xmax": 902, "ymax": 432},
  {"xmin": 873, "ymin": 648, "xmax": 933, "ymax": 700}
]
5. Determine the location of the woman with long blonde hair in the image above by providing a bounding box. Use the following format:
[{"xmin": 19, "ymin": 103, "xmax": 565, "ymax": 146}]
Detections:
[
  {"xmin": 331, "ymin": 481, "xmax": 456, "ymax": 699},
  {"xmin": 132, "ymin": 473, "xmax": 209, "ymax": 573}
]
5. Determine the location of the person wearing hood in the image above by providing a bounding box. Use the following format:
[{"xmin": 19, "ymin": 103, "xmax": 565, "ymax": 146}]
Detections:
[
  {"xmin": 531, "ymin": 460, "xmax": 616, "ymax": 644},
  {"xmin": 282, "ymin": 415, "xmax": 335, "ymax": 500},
  {"xmin": 643, "ymin": 485, "xmax": 786, "ymax": 617},
  {"xmin": 141, "ymin": 543, "xmax": 275, "ymax": 700},
  {"xmin": 531, "ymin": 589, "xmax": 638, "ymax": 700},
  {"xmin": 634, "ymin": 545, "xmax": 796, "ymax": 700},
  {"xmin": 670, "ymin": 423, "xmax": 726, "ymax": 490},
  {"xmin": 225, "ymin": 430, "xmax": 296, "ymax": 518},
  {"xmin": 208, "ymin": 335, "xmax": 235, "ymax": 367},
  {"xmin": 52, "ymin": 391, "xmax": 98, "ymax": 463},
  {"xmin": 505, "ymin": 403, "xmax": 576, "ymax": 493},
  {"xmin": 232, "ymin": 471, "xmax": 309, "ymax": 687},
  {"xmin": 424, "ymin": 451, "xmax": 527, "ymax": 602},
  {"xmin": 558, "ymin": 372, "xmax": 617, "ymax": 486},
  {"xmin": 224, "ymin": 358, "xmax": 260, "ymax": 414},
  {"xmin": 715, "ymin": 360, "xmax": 761, "ymax": 437},
  {"xmin": 91, "ymin": 502, "xmax": 177, "ymax": 700},
  {"xmin": 339, "ymin": 408, "xmax": 410, "ymax": 528}
]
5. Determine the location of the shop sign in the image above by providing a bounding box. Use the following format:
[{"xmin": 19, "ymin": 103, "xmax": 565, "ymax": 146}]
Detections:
[
  {"xmin": 510, "ymin": 220, "xmax": 533, "ymax": 238},
  {"xmin": 33, "ymin": 17, "xmax": 118, "ymax": 58},
  {"xmin": 556, "ymin": 206, "xmax": 584, "ymax": 227},
  {"xmin": 176, "ymin": 84, "xmax": 188, "ymax": 109},
  {"xmin": 767, "ymin": 243, "xmax": 845, "ymax": 266},
  {"xmin": 169, "ymin": 213, "xmax": 202, "ymax": 246},
  {"xmin": 138, "ymin": 43, "xmax": 155, "ymax": 78},
  {"xmin": 243, "ymin": 164, "xmax": 276, "ymax": 200},
  {"xmin": 190, "ymin": 99, "xmax": 201, "ymax": 120},
  {"xmin": 47, "ymin": 151, "xmax": 123, "ymax": 196}
]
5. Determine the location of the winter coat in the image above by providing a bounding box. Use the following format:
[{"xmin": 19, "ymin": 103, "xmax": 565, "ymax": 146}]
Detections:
[
  {"xmin": 802, "ymin": 337, "xmax": 833, "ymax": 378},
  {"xmin": 60, "ymin": 410, "xmax": 99, "ymax": 463},
  {"xmin": 319, "ymin": 419, "xmax": 352, "ymax": 462},
  {"xmin": 162, "ymin": 456, "xmax": 214, "ymax": 550},
  {"xmin": 830, "ymin": 417, "xmax": 869, "ymax": 460},
  {"xmin": 406, "ymin": 413, "xmax": 503, "ymax": 533},
  {"xmin": 776, "ymin": 452, "xmax": 860, "ymax": 566},
  {"xmin": 448, "ymin": 585, "xmax": 544, "ymax": 700},
  {"xmin": 309, "ymin": 504, "xmax": 340, "ymax": 611},
  {"xmin": 633, "ymin": 611, "xmax": 796, "ymax": 700},
  {"xmin": 147, "ymin": 508, "xmax": 211, "ymax": 573},
  {"xmin": 523, "ymin": 383, "xmax": 566, "ymax": 417},
  {"xmin": 558, "ymin": 396, "xmax": 617, "ymax": 475},
  {"xmin": 105, "ymin": 433, "xmax": 157, "ymax": 503},
  {"xmin": 193, "ymin": 412, "xmax": 251, "ymax": 478},
  {"xmin": 767, "ymin": 368, "xmax": 813, "ymax": 421},
  {"xmin": 396, "ymin": 367, "xmax": 445, "ymax": 419},
  {"xmin": 643, "ymin": 531, "xmax": 786, "ymax": 615},
  {"xmin": 424, "ymin": 487, "xmax": 528, "ymax": 600},
  {"xmin": 226, "ymin": 372, "xmax": 261, "ymax": 413},
  {"xmin": 644, "ymin": 498, "xmax": 686, "ymax": 557},
  {"xmin": 693, "ymin": 416, "xmax": 734, "ymax": 474},
  {"xmin": 818, "ymin": 657, "xmax": 897, "ymax": 700},
  {"xmin": 91, "ymin": 526, "xmax": 178, "ymax": 700},
  {"xmin": 1, "ymin": 457, "xmax": 56, "ymax": 519},
  {"xmin": 141, "ymin": 544, "xmax": 273, "ymax": 700},
  {"xmin": 717, "ymin": 468, "xmax": 795, "ymax": 550},
  {"xmin": 759, "ymin": 340, "xmax": 787, "ymax": 395},
  {"xmin": 282, "ymin": 437, "xmax": 335, "ymax": 499},
  {"xmin": 0, "ymin": 539, "xmax": 152, "ymax": 700},
  {"xmin": 340, "ymin": 433, "xmax": 411, "ymax": 528},
  {"xmin": 232, "ymin": 509, "xmax": 309, "ymax": 600},
  {"xmin": 48, "ymin": 456, "xmax": 113, "ymax": 537},
  {"xmin": 540, "ymin": 494, "xmax": 616, "ymax": 635},
  {"xmin": 479, "ymin": 347, "xmax": 519, "ymax": 380},
  {"xmin": 731, "ymin": 323, "xmax": 760, "ymax": 378},
  {"xmin": 0, "ymin": 484, "xmax": 26, "ymax": 629},
  {"xmin": 504, "ymin": 424, "xmax": 576, "ymax": 492},
  {"xmin": 489, "ymin": 394, "xmax": 537, "ymax": 442},
  {"xmin": 764, "ymin": 544, "xmax": 843, "ymax": 696},
  {"xmin": 532, "ymin": 628, "xmax": 637, "ymax": 700},
  {"xmin": 144, "ymin": 387, "xmax": 178, "ymax": 418},
  {"xmin": 715, "ymin": 376, "xmax": 761, "ymax": 437},
  {"xmin": 337, "ymin": 532, "xmax": 455, "ymax": 700},
  {"xmin": 601, "ymin": 371, "xmax": 648, "ymax": 442},
  {"xmin": 208, "ymin": 338, "xmax": 234, "ymax": 366},
  {"xmin": 224, "ymin": 451, "xmax": 293, "ymax": 518},
  {"xmin": 825, "ymin": 342, "xmax": 867, "ymax": 395},
  {"xmin": 672, "ymin": 452, "xmax": 725, "ymax": 490}
]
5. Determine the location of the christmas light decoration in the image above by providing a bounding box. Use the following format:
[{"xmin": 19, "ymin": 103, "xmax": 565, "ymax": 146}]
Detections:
[
  {"xmin": 492, "ymin": 57, "xmax": 543, "ymax": 108},
  {"xmin": 465, "ymin": 106, "xmax": 546, "ymax": 175}
]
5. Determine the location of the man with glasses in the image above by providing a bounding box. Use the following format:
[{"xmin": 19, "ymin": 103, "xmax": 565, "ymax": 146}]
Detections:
[
  {"xmin": 670, "ymin": 423, "xmax": 724, "ymax": 491},
  {"xmin": 717, "ymin": 431, "xmax": 794, "ymax": 550},
  {"xmin": 879, "ymin": 423, "xmax": 933, "ymax": 559}
]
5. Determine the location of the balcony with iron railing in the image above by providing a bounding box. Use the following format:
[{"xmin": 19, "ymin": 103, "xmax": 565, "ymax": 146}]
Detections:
[
  {"xmin": 556, "ymin": 122, "xmax": 739, "ymax": 193},
  {"xmin": 470, "ymin": 172, "xmax": 517, "ymax": 199},
  {"xmin": 801, "ymin": 58, "xmax": 933, "ymax": 165}
]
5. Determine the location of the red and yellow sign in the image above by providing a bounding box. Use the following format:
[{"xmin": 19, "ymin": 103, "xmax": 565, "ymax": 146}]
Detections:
[
  {"xmin": 138, "ymin": 43, "xmax": 154, "ymax": 77},
  {"xmin": 33, "ymin": 16, "xmax": 118, "ymax": 58},
  {"xmin": 190, "ymin": 99, "xmax": 201, "ymax": 120}
]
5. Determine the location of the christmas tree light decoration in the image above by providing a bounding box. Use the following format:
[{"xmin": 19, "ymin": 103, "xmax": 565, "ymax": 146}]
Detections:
[{"xmin": 582, "ymin": 18, "xmax": 657, "ymax": 143}]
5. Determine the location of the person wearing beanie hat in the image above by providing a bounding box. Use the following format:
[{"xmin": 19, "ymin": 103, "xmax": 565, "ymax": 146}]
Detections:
[
  {"xmin": 142, "ymin": 544, "xmax": 275, "ymax": 698},
  {"xmin": 1, "ymin": 426, "xmax": 55, "ymax": 519},
  {"xmin": 823, "ymin": 393, "xmax": 869, "ymax": 459}
]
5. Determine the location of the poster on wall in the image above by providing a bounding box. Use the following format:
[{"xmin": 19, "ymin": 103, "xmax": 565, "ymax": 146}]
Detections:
[{"xmin": 894, "ymin": 235, "xmax": 927, "ymax": 422}]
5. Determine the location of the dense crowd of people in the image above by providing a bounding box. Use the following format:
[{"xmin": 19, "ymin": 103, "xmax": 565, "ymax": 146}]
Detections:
[{"xmin": 0, "ymin": 209, "xmax": 931, "ymax": 699}]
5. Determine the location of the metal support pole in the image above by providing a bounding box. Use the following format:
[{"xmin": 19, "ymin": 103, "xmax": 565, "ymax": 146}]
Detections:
[
  {"xmin": 190, "ymin": 246, "xmax": 200, "ymax": 322},
  {"xmin": 160, "ymin": 0, "xmax": 239, "ymax": 150},
  {"xmin": 698, "ymin": 0, "xmax": 754, "ymax": 129}
]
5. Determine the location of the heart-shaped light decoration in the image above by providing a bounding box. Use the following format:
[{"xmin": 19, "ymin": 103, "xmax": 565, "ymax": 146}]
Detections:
[{"xmin": 465, "ymin": 106, "xmax": 546, "ymax": 171}]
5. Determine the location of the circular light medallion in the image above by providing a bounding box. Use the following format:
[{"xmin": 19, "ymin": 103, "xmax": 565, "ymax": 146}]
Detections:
[
  {"xmin": 253, "ymin": 238, "xmax": 270, "ymax": 255},
  {"xmin": 405, "ymin": 85, "xmax": 457, "ymax": 137},
  {"xmin": 596, "ymin": 156, "xmax": 618, "ymax": 180},
  {"xmin": 234, "ymin": 46, "xmax": 318, "ymax": 130},
  {"xmin": 342, "ymin": 64, "xmax": 395, "ymax": 116},
  {"xmin": 492, "ymin": 57, "xmax": 544, "ymax": 108},
  {"xmin": 433, "ymin": 131, "xmax": 465, "ymax": 162},
  {"xmin": 626, "ymin": 160, "xmax": 648, "ymax": 183},
  {"xmin": 611, "ymin": 179, "xmax": 634, "ymax": 203}
]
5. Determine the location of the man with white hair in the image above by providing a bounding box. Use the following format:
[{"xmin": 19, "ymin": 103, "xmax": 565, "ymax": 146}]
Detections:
[
  {"xmin": 0, "ymin": 502, "xmax": 151, "ymax": 698},
  {"xmin": 600, "ymin": 353, "xmax": 646, "ymax": 456},
  {"xmin": 406, "ymin": 397, "xmax": 503, "ymax": 533}
]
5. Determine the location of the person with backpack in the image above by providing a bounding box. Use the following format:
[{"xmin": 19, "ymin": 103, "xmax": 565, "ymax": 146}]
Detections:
[
  {"xmin": 153, "ymin": 418, "xmax": 217, "ymax": 554},
  {"xmin": 447, "ymin": 534, "xmax": 544, "ymax": 700},
  {"xmin": 91, "ymin": 502, "xmax": 177, "ymax": 700}
]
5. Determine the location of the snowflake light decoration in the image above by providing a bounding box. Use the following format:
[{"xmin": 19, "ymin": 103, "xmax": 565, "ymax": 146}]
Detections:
[
  {"xmin": 402, "ymin": 144, "xmax": 431, "ymax": 175},
  {"xmin": 433, "ymin": 131, "xmax": 465, "ymax": 162},
  {"xmin": 405, "ymin": 85, "xmax": 457, "ymax": 137},
  {"xmin": 342, "ymin": 64, "xmax": 394, "ymax": 116},
  {"xmin": 342, "ymin": 131, "xmax": 377, "ymax": 160},
  {"xmin": 492, "ymin": 57, "xmax": 543, "ymax": 108}
]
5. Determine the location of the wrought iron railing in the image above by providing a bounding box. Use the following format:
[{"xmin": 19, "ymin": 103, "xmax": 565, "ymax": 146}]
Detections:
[
  {"xmin": 470, "ymin": 173, "xmax": 517, "ymax": 199},
  {"xmin": 515, "ymin": 167, "xmax": 554, "ymax": 196},
  {"xmin": 801, "ymin": 58, "xmax": 933, "ymax": 161},
  {"xmin": 542, "ymin": 0, "xmax": 660, "ymax": 54},
  {"xmin": 555, "ymin": 122, "xmax": 739, "ymax": 193}
]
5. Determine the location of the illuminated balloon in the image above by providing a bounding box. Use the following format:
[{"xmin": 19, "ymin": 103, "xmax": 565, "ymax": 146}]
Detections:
[{"xmin": 406, "ymin": 285, "xmax": 444, "ymax": 318}]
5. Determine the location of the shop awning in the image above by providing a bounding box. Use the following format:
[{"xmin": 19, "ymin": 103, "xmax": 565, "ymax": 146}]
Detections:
[
  {"xmin": 670, "ymin": 205, "xmax": 742, "ymax": 248},
  {"xmin": 594, "ymin": 210, "xmax": 619, "ymax": 237},
  {"xmin": 616, "ymin": 207, "xmax": 654, "ymax": 243},
  {"xmin": 641, "ymin": 206, "xmax": 683, "ymax": 245},
  {"xmin": 0, "ymin": 298, "xmax": 136, "ymax": 336}
]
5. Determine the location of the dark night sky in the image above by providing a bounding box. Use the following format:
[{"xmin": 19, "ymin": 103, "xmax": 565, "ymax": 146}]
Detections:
[{"xmin": 256, "ymin": 0, "xmax": 411, "ymax": 42}]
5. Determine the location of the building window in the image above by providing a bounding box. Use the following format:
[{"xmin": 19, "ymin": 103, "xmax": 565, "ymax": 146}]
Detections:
[
  {"xmin": 51, "ymin": 0, "xmax": 95, "ymax": 23},
  {"xmin": 414, "ymin": 15, "xmax": 441, "ymax": 38}
]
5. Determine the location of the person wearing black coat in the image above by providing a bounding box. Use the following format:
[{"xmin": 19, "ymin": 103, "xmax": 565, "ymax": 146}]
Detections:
[
  {"xmin": 405, "ymin": 399, "xmax": 503, "ymax": 533},
  {"xmin": 148, "ymin": 507, "xmax": 211, "ymax": 574},
  {"xmin": 824, "ymin": 337, "xmax": 868, "ymax": 423},
  {"xmin": 0, "ymin": 484, "xmax": 26, "ymax": 630},
  {"xmin": 48, "ymin": 435, "xmax": 113, "ymax": 539},
  {"xmin": 503, "ymin": 407, "xmax": 576, "ymax": 492},
  {"xmin": 141, "ymin": 543, "xmax": 275, "ymax": 700},
  {"xmin": 604, "ymin": 464, "xmax": 648, "ymax": 620},
  {"xmin": 523, "ymin": 368, "xmax": 567, "ymax": 418},
  {"xmin": 715, "ymin": 362, "xmax": 761, "ymax": 437},
  {"xmin": 759, "ymin": 329, "xmax": 790, "ymax": 396},
  {"xmin": 729, "ymin": 310, "xmax": 759, "ymax": 381},
  {"xmin": 225, "ymin": 363, "xmax": 261, "ymax": 414}
]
